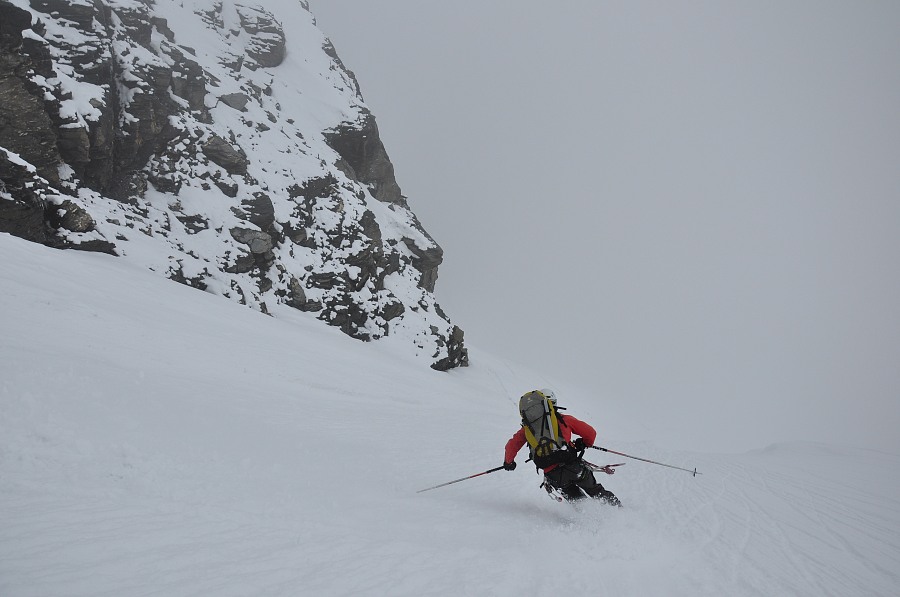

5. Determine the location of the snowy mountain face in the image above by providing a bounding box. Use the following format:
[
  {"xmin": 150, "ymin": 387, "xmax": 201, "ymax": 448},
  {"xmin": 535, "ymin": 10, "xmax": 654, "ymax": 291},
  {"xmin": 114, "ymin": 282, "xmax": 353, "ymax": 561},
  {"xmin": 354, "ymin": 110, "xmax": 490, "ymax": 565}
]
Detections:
[{"xmin": 0, "ymin": 0, "xmax": 467, "ymax": 370}]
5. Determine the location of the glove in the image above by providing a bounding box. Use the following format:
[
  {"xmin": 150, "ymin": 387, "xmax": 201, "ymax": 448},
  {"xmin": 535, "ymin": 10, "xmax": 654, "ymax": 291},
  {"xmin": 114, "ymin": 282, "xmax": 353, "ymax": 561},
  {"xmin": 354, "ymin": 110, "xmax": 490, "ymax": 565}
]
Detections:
[
  {"xmin": 573, "ymin": 438, "xmax": 587, "ymax": 451},
  {"xmin": 503, "ymin": 461, "xmax": 516, "ymax": 471}
]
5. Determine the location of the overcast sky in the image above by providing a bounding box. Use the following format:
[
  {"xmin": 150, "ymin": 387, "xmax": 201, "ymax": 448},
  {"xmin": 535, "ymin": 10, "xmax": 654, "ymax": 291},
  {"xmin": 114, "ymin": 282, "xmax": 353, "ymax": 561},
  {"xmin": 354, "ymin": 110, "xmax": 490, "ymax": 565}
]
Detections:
[{"xmin": 310, "ymin": 1, "xmax": 900, "ymax": 454}]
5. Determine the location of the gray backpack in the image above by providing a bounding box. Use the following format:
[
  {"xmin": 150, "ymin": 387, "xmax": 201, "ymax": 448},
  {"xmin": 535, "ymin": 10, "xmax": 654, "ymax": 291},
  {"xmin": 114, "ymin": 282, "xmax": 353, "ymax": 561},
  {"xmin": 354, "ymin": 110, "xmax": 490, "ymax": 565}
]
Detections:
[{"xmin": 519, "ymin": 390, "xmax": 573, "ymax": 469}]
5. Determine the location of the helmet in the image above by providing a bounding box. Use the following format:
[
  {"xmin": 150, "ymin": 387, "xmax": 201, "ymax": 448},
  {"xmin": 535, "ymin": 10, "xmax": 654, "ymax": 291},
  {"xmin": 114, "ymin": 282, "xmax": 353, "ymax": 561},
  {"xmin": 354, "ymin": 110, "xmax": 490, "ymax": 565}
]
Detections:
[{"xmin": 539, "ymin": 388, "xmax": 556, "ymax": 404}]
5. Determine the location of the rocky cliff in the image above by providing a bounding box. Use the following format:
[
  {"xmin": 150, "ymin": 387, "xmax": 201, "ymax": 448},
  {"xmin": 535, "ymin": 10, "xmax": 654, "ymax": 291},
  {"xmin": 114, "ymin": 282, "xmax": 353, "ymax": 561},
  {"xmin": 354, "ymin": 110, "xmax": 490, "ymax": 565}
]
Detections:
[{"xmin": 0, "ymin": 0, "xmax": 467, "ymax": 370}]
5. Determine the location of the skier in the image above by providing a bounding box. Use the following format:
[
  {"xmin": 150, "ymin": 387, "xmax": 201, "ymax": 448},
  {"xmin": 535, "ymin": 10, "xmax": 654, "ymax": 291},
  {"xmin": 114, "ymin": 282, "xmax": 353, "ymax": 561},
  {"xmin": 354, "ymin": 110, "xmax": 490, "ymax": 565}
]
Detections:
[{"xmin": 503, "ymin": 389, "xmax": 621, "ymax": 506}]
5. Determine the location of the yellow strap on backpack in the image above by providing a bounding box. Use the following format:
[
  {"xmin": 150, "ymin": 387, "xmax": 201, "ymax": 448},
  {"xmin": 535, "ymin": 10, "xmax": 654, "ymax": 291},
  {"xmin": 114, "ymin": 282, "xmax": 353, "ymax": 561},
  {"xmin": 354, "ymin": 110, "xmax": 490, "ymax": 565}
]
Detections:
[{"xmin": 521, "ymin": 390, "xmax": 560, "ymax": 449}]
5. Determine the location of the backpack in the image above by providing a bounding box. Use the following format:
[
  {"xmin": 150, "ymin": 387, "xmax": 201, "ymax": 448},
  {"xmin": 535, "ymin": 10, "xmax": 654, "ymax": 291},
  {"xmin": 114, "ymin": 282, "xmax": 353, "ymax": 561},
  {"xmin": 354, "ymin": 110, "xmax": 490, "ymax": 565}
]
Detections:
[{"xmin": 519, "ymin": 390, "xmax": 574, "ymax": 469}]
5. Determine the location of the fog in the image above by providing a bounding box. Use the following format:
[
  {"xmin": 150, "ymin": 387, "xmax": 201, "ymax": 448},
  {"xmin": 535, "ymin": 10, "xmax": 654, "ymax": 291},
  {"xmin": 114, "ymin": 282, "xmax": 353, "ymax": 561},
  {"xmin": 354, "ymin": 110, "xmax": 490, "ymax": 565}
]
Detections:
[{"xmin": 311, "ymin": 1, "xmax": 900, "ymax": 454}]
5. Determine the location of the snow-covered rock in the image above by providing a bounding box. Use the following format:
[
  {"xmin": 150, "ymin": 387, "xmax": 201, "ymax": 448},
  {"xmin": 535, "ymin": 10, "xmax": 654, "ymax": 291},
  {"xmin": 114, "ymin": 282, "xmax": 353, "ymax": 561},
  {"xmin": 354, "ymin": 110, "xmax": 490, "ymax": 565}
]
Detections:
[{"xmin": 0, "ymin": 0, "xmax": 467, "ymax": 369}]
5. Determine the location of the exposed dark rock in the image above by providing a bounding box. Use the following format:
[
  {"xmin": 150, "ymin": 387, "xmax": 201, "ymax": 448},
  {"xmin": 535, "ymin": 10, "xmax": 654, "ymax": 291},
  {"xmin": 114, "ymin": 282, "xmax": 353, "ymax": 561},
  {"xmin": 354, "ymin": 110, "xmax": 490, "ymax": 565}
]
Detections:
[
  {"xmin": 322, "ymin": 39, "xmax": 361, "ymax": 98},
  {"xmin": 241, "ymin": 191, "xmax": 275, "ymax": 229},
  {"xmin": 359, "ymin": 209, "xmax": 382, "ymax": 243},
  {"xmin": 286, "ymin": 276, "xmax": 321, "ymax": 311},
  {"xmin": 71, "ymin": 237, "xmax": 118, "ymax": 254},
  {"xmin": 202, "ymin": 135, "xmax": 248, "ymax": 175},
  {"xmin": 323, "ymin": 296, "xmax": 370, "ymax": 339},
  {"xmin": 289, "ymin": 174, "xmax": 337, "ymax": 208},
  {"xmin": 402, "ymin": 237, "xmax": 443, "ymax": 292},
  {"xmin": 168, "ymin": 264, "xmax": 208, "ymax": 291},
  {"xmin": 345, "ymin": 247, "xmax": 378, "ymax": 292},
  {"xmin": 0, "ymin": 4, "xmax": 62, "ymax": 185},
  {"xmin": 235, "ymin": 4, "xmax": 286, "ymax": 68},
  {"xmin": 115, "ymin": 92, "xmax": 180, "ymax": 179},
  {"xmin": 151, "ymin": 17, "xmax": 175, "ymax": 43},
  {"xmin": 109, "ymin": 171, "xmax": 147, "ymax": 203},
  {"xmin": 220, "ymin": 92, "xmax": 250, "ymax": 111},
  {"xmin": 281, "ymin": 220, "xmax": 307, "ymax": 244},
  {"xmin": 30, "ymin": 0, "xmax": 96, "ymax": 29},
  {"xmin": 214, "ymin": 178, "xmax": 239, "ymax": 197},
  {"xmin": 224, "ymin": 249, "xmax": 255, "ymax": 274},
  {"xmin": 379, "ymin": 299, "xmax": 404, "ymax": 322},
  {"xmin": 229, "ymin": 227, "xmax": 273, "ymax": 254},
  {"xmin": 148, "ymin": 170, "xmax": 181, "ymax": 193},
  {"xmin": 82, "ymin": 110, "xmax": 116, "ymax": 191},
  {"xmin": 198, "ymin": 1, "xmax": 225, "ymax": 30},
  {"xmin": 0, "ymin": 150, "xmax": 50, "ymax": 244},
  {"xmin": 52, "ymin": 199, "xmax": 95, "ymax": 233},
  {"xmin": 0, "ymin": 149, "xmax": 116, "ymax": 253},
  {"xmin": 297, "ymin": 300, "xmax": 323, "ymax": 313},
  {"xmin": 0, "ymin": 2, "xmax": 31, "ymax": 49},
  {"xmin": 0, "ymin": 192, "xmax": 48, "ymax": 242},
  {"xmin": 308, "ymin": 271, "xmax": 339, "ymax": 290},
  {"xmin": 56, "ymin": 125, "xmax": 91, "ymax": 165},
  {"xmin": 431, "ymin": 325, "xmax": 468, "ymax": 371},
  {"xmin": 175, "ymin": 213, "xmax": 209, "ymax": 234},
  {"xmin": 325, "ymin": 114, "xmax": 404, "ymax": 206},
  {"xmin": 111, "ymin": 3, "xmax": 154, "ymax": 47},
  {"xmin": 169, "ymin": 47, "xmax": 208, "ymax": 116},
  {"xmin": 252, "ymin": 248, "xmax": 275, "ymax": 271},
  {"xmin": 286, "ymin": 276, "xmax": 306, "ymax": 304}
]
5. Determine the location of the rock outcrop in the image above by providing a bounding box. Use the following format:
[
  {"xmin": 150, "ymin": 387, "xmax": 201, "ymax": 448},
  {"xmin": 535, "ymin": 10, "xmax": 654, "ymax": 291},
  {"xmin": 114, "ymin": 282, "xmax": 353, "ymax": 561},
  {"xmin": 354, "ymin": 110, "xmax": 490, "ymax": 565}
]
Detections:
[{"xmin": 0, "ymin": 0, "xmax": 467, "ymax": 370}]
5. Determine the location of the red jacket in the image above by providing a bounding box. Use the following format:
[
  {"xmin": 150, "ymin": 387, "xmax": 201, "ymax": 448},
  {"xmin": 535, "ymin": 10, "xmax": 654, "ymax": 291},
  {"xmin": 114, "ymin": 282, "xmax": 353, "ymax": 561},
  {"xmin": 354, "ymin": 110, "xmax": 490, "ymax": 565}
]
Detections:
[{"xmin": 504, "ymin": 415, "xmax": 597, "ymax": 472}]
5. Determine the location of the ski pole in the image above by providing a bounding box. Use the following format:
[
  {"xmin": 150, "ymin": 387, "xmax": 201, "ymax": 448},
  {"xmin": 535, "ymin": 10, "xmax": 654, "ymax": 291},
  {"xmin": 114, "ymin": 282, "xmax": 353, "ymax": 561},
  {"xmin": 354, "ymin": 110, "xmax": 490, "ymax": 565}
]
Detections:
[
  {"xmin": 416, "ymin": 466, "xmax": 505, "ymax": 493},
  {"xmin": 591, "ymin": 446, "xmax": 700, "ymax": 476}
]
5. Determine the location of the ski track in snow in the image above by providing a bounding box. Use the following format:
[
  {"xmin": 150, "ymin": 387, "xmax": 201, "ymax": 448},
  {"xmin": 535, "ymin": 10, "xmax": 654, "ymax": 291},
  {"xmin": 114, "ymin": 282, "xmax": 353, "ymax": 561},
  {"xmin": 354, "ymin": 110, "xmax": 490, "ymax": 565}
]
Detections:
[{"xmin": 2, "ymin": 234, "xmax": 900, "ymax": 596}]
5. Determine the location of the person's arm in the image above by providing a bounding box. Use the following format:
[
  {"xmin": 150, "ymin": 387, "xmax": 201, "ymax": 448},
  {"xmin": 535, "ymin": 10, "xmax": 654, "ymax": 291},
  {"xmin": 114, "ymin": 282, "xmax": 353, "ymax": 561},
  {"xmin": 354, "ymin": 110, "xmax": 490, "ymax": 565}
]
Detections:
[
  {"xmin": 565, "ymin": 416, "xmax": 597, "ymax": 447},
  {"xmin": 504, "ymin": 427, "xmax": 527, "ymax": 463}
]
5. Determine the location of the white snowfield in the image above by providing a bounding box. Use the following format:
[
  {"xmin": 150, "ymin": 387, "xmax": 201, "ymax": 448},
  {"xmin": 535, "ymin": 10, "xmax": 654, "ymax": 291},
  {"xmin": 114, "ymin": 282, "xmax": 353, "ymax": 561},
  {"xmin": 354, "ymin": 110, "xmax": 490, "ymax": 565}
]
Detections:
[{"xmin": 1, "ymin": 233, "xmax": 898, "ymax": 596}]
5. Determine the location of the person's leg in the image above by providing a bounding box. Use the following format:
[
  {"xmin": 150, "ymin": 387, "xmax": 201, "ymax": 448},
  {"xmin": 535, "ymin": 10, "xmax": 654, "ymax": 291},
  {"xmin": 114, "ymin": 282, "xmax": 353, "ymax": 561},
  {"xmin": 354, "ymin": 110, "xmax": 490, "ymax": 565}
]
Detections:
[
  {"xmin": 544, "ymin": 462, "xmax": 587, "ymax": 501},
  {"xmin": 578, "ymin": 467, "xmax": 623, "ymax": 507},
  {"xmin": 561, "ymin": 483, "xmax": 586, "ymax": 501}
]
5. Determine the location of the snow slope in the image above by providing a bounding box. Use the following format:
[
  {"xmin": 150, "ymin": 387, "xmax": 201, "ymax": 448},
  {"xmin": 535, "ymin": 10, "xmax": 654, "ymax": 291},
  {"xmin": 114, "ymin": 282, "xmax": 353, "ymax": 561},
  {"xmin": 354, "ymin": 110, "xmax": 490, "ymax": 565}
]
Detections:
[{"xmin": 1, "ymin": 232, "xmax": 899, "ymax": 596}]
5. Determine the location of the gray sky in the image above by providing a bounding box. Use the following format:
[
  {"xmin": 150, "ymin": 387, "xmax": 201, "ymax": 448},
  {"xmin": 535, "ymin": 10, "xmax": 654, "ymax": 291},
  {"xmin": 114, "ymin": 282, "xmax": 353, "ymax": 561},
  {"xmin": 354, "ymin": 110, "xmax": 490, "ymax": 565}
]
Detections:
[{"xmin": 311, "ymin": 1, "xmax": 900, "ymax": 454}]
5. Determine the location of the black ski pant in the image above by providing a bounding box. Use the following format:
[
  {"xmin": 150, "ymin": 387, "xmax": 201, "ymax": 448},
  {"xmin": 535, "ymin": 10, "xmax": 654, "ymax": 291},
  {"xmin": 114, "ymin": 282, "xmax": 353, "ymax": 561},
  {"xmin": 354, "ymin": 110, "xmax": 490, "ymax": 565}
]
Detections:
[{"xmin": 544, "ymin": 460, "xmax": 622, "ymax": 506}]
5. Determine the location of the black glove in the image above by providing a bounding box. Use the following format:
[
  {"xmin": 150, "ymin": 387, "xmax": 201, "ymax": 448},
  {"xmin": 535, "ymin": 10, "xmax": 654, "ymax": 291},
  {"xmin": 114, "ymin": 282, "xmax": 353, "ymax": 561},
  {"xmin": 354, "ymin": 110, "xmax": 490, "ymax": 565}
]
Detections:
[
  {"xmin": 503, "ymin": 461, "xmax": 516, "ymax": 471},
  {"xmin": 573, "ymin": 438, "xmax": 587, "ymax": 451}
]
